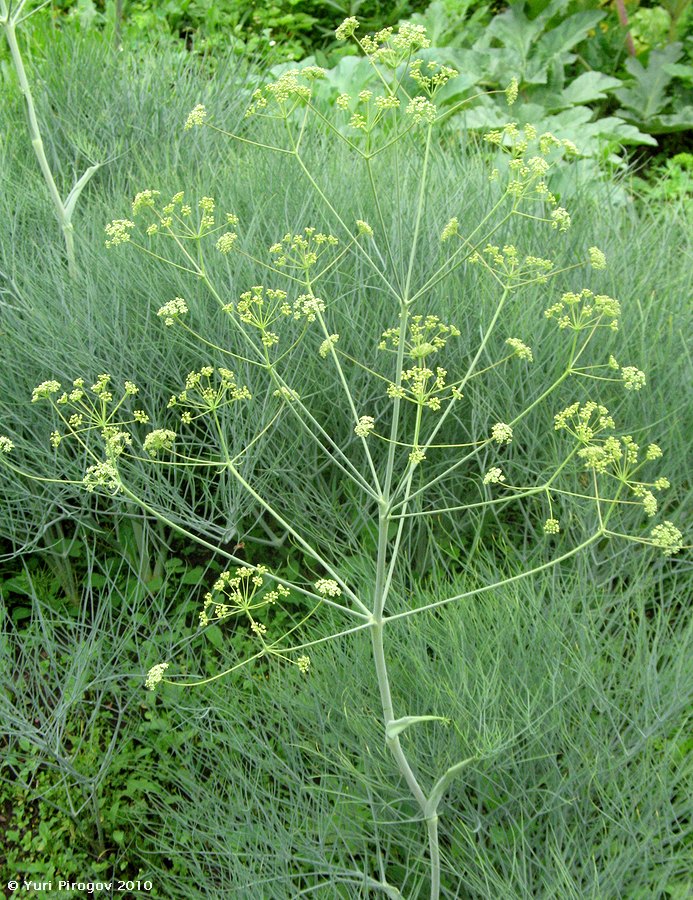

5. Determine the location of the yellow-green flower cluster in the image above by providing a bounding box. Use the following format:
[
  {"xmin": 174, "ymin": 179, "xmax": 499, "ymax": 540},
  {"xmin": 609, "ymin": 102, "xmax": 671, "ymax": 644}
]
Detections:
[
  {"xmin": 167, "ymin": 367, "xmax": 250, "ymax": 424},
  {"xmin": 505, "ymin": 338, "xmax": 533, "ymax": 361},
  {"xmin": 246, "ymin": 66, "xmax": 326, "ymax": 117},
  {"xmin": 483, "ymin": 467, "xmax": 506, "ymax": 485},
  {"xmin": 104, "ymin": 219, "xmax": 135, "ymax": 248},
  {"xmin": 229, "ymin": 284, "xmax": 328, "ymax": 349},
  {"xmin": 143, "ymin": 428, "xmax": 176, "ymax": 458},
  {"xmin": 102, "ymin": 427, "xmax": 132, "ymax": 458},
  {"xmin": 620, "ymin": 366, "xmax": 646, "ymax": 391},
  {"xmin": 290, "ymin": 294, "xmax": 326, "ymax": 322},
  {"xmin": 409, "ymin": 448, "xmax": 426, "ymax": 466},
  {"xmin": 379, "ymin": 315, "xmax": 460, "ymax": 360},
  {"xmin": 337, "ymin": 89, "xmax": 403, "ymax": 130},
  {"xmin": 650, "ymin": 521, "xmax": 683, "ymax": 556},
  {"xmin": 544, "ymin": 289, "xmax": 620, "ymax": 332},
  {"xmin": 479, "ymin": 124, "xmax": 580, "ymax": 224},
  {"xmin": 554, "ymin": 401, "xmax": 614, "ymax": 442},
  {"xmin": 269, "ymin": 227, "xmax": 339, "ymax": 271},
  {"xmin": 319, "ymin": 334, "xmax": 340, "ymax": 358},
  {"xmin": 555, "ymin": 404, "xmax": 676, "ymax": 523},
  {"xmin": 216, "ymin": 231, "xmax": 238, "ymax": 253},
  {"xmin": 388, "ymin": 365, "xmax": 449, "ymax": 410},
  {"xmin": 440, "ymin": 217, "xmax": 459, "ymax": 242},
  {"xmin": 336, "ymin": 18, "xmax": 431, "ymax": 71},
  {"xmin": 491, "ymin": 422, "xmax": 513, "ymax": 444},
  {"xmin": 315, "ymin": 578, "xmax": 342, "ymax": 597},
  {"xmin": 157, "ymin": 297, "xmax": 189, "ymax": 326},
  {"xmin": 108, "ymin": 189, "xmax": 235, "ymax": 245},
  {"xmin": 469, "ymin": 244, "xmax": 554, "ymax": 284},
  {"xmin": 32, "ymin": 380, "xmax": 62, "ymax": 402},
  {"xmin": 354, "ymin": 415, "xmax": 375, "ymax": 438},
  {"xmin": 588, "ymin": 246, "xmax": 607, "ymax": 269},
  {"xmin": 145, "ymin": 662, "xmax": 170, "ymax": 690},
  {"xmin": 505, "ymin": 77, "xmax": 519, "ymax": 106},
  {"xmin": 335, "ymin": 17, "xmax": 359, "ymax": 40},
  {"xmin": 31, "ymin": 376, "xmax": 153, "ymax": 478},
  {"xmin": 132, "ymin": 189, "xmax": 160, "ymax": 216},
  {"xmin": 184, "ymin": 104, "xmax": 207, "ymax": 129},
  {"xmin": 409, "ymin": 59, "xmax": 459, "ymax": 97},
  {"xmin": 199, "ymin": 565, "xmax": 289, "ymax": 633},
  {"xmin": 550, "ymin": 207, "xmax": 571, "ymax": 232},
  {"xmin": 406, "ymin": 96, "xmax": 437, "ymax": 126},
  {"xmin": 83, "ymin": 460, "xmax": 120, "ymax": 494},
  {"xmin": 231, "ymin": 285, "xmax": 287, "ymax": 346}
]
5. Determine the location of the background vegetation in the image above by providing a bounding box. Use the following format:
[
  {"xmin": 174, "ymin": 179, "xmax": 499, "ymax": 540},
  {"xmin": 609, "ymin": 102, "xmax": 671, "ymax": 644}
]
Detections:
[{"xmin": 0, "ymin": 2, "xmax": 691, "ymax": 896}]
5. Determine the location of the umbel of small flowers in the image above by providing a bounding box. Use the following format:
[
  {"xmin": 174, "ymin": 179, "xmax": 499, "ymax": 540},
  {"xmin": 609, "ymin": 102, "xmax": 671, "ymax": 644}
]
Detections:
[
  {"xmin": 145, "ymin": 566, "xmax": 318, "ymax": 690},
  {"xmin": 144, "ymin": 566, "xmax": 326, "ymax": 689},
  {"xmin": 105, "ymin": 189, "xmax": 240, "ymax": 250}
]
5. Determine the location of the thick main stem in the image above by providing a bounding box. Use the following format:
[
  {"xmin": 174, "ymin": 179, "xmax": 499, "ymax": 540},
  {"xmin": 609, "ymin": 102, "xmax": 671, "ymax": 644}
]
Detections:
[{"xmin": 367, "ymin": 121, "xmax": 446, "ymax": 898}]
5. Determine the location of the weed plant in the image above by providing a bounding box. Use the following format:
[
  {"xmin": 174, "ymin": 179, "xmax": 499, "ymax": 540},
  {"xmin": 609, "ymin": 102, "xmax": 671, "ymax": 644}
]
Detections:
[{"xmin": 0, "ymin": 17, "xmax": 691, "ymax": 899}]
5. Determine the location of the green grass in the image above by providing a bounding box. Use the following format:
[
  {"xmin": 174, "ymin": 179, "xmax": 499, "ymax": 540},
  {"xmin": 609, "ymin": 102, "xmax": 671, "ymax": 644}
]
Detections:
[{"xmin": 0, "ymin": 26, "xmax": 691, "ymax": 898}]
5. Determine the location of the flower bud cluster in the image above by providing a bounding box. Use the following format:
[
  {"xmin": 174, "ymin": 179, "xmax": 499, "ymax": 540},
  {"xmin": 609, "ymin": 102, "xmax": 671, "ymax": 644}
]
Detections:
[
  {"xmin": 269, "ymin": 227, "xmax": 339, "ymax": 271},
  {"xmin": 246, "ymin": 67, "xmax": 326, "ymax": 118},
  {"xmin": 544, "ymin": 289, "xmax": 620, "ymax": 332},
  {"xmin": 167, "ymin": 367, "xmax": 251, "ymax": 423}
]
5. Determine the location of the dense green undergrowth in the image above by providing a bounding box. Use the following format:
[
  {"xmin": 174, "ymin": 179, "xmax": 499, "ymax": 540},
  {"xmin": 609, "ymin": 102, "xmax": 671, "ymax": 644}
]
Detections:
[{"xmin": 0, "ymin": 21, "xmax": 691, "ymax": 898}]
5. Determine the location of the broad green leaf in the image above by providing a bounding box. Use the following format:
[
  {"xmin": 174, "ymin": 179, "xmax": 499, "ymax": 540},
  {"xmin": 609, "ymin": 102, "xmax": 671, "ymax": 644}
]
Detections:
[
  {"xmin": 180, "ymin": 564, "xmax": 206, "ymax": 585},
  {"xmin": 535, "ymin": 10, "xmax": 605, "ymax": 66},
  {"xmin": 409, "ymin": 0, "xmax": 476, "ymax": 46},
  {"xmin": 204, "ymin": 624, "xmax": 224, "ymax": 649},
  {"xmin": 662, "ymin": 63, "xmax": 693, "ymax": 84},
  {"xmin": 632, "ymin": 107, "xmax": 693, "ymax": 133},
  {"xmin": 614, "ymin": 43, "xmax": 683, "ymax": 121},
  {"xmin": 560, "ymin": 71, "xmax": 622, "ymax": 106},
  {"xmin": 481, "ymin": 0, "xmax": 568, "ymax": 60}
]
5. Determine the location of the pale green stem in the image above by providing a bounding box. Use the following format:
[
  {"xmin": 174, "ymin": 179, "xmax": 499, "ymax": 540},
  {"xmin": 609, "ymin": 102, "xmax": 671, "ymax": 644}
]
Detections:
[
  {"xmin": 383, "ymin": 301, "xmax": 409, "ymax": 502},
  {"xmin": 291, "ymin": 148, "xmax": 401, "ymax": 302},
  {"xmin": 3, "ymin": 18, "xmax": 76, "ymax": 276},
  {"xmin": 387, "ymin": 283, "xmax": 514, "ymax": 511},
  {"xmin": 382, "ymin": 405, "xmax": 423, "ymax": 601},
  {"xmin": 371, "ymin": 621, "xmax": 428, "ymax": 809},
  {"xmin": 368, "ymin": 123, "xmax": 445, "ymax": 898},
  {"xmin": 365, "ymin": 156, "xmax": 403, "ymax": 296},
  {"xmin": 207, "ymin": 123, "xmax": 296, "ymax": 155},
  {"xmin": 403, "ymin": 125, "xmax": 433, "ymax": 303},
  {"xmin": 210, "ymin": 411, "xmax": 371, "ymax": 617},
  {"xmin": 380, "ymin": 126, "xmax": 435, "ymax": 499},
  {"xmin": 385, "ymin": 532, "xmax": 603, "ymax": 624},
  {"xmin": 309, "ymin": 285, "xmax": 382, "ymax": 494},
  {"xmin": 117, "ymin": 480, "xmax": 367, "ymax": 621}
]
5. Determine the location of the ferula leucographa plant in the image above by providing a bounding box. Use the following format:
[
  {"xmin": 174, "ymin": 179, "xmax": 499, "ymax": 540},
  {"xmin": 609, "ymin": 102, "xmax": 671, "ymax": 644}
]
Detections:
[{"xmin": 2, "ymin": 16, "xmax": 685, "ymax": 898}]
